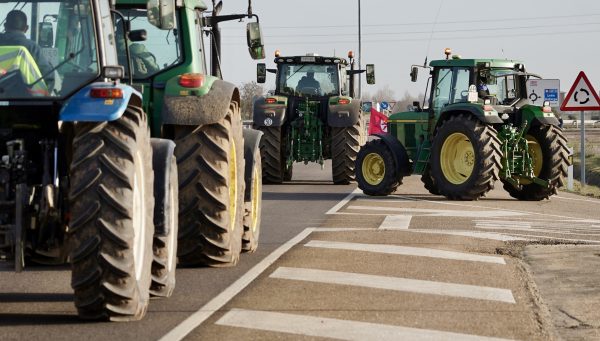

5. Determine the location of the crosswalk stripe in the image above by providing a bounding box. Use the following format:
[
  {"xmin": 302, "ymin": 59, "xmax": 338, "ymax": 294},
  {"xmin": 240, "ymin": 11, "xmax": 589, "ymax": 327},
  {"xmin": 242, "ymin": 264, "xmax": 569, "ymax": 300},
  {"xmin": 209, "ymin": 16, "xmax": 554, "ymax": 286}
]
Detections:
[
  {"xmin": 216, "ymin": 309, "xmax": 516, "ymax": 341},
  {"xmin": 305, "ymin": 240, "xmax": 506, "ymax": 264},
  {"xmin": 402, "ymin": 229, "xmax": 529, "ymax": 241},
  {"xmin": 347, "ymin": 205, "xmax": 525, "ymax": 218},
  {"xmin": 378, "ymin": 215, "xmax": 412, "ymax": 229},
  {"xmin": 270, "ymin": 267, "xmax": 516, "ymax": 304}
]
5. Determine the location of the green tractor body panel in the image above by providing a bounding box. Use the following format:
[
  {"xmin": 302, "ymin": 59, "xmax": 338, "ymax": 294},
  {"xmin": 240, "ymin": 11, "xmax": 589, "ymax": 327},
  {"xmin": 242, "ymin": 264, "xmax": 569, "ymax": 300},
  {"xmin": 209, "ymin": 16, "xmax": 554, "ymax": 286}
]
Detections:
[
  {"xmin": 357, "ymin": 54, "xmax": 568, "ymax": 200},
  {"xmin": 288, "ymin": 99, "xmax": 325, "ymax": 166}
]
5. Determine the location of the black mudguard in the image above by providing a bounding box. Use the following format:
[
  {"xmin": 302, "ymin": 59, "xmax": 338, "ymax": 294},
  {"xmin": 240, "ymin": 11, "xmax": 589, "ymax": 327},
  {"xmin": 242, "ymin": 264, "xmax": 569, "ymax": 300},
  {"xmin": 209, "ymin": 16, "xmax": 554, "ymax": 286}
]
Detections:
[
  {"xmin": 242, "ymin": 129, "xmax": 263, "ymax": 201},
  {"xmin": 162, "ymin": 79, "xmax": 239, "ymax": 126},
  {"xmin": 150, "ymin": 138, "xmax": 177, "ymax": 236},
  {"xmin": 252, "ymin": 97, "xmax": 287, "ymax": 127},
  {"xmin": 372, "ymin": 133, "xmax": 412, "ymax": 176},
  {"xmin": 328, "ymin": 100, "xmax": 361, "ymax": 127}
]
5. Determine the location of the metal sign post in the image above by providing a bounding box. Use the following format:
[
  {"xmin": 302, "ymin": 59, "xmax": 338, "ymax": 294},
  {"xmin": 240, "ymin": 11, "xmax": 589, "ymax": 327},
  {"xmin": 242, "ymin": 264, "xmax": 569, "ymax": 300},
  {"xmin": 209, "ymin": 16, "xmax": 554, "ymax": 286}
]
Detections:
[{"xmin": 580, "ymin": 110, "xmax": 586, "ymax": 186}]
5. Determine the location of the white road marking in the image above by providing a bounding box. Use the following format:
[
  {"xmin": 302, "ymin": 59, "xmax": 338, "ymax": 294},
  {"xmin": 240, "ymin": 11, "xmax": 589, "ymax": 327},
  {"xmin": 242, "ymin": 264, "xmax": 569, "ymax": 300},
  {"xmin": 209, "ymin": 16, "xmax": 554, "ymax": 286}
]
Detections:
[
  {"xmin": 158, "ymin": 228, "xmax": 315, "ymax": 341},
  {"xmin": 305, "ymin": 240, "xmax": 506, "ymax": 264},
  {"xmin": 555, "ymin": 195, "xmax": 600, "ymax": 204},
  {"xmin": 404, "ymin": 229, "xmax": 530, "ymax": 242},
  {"xmin": 270, "ymin": 267, "xmax": 516, "ymax": 304},
  {"xmin": 326, "ymin": 188, "xmax": 363, "ymax": 215},
  {"xmin": 347, "ymin": 205, "xmax": 526, "ymax": 218},
  {"xmin": 497, "ymin": 232, "xmax": 600, "ymax": 244},
  {"xmin": 475, "ymin": 221, "xmax": 532, "ymax": 230},
  {"xmin": 378, "ymin": 215, "xmax": 413, "ymax": 229},
  {"xmin": 312, "ymin": 227, "xmax": 373, "ymax": 232},
  {"xmin": 216, "ymin": 309, "xmax": 515, "ymax": 341}
]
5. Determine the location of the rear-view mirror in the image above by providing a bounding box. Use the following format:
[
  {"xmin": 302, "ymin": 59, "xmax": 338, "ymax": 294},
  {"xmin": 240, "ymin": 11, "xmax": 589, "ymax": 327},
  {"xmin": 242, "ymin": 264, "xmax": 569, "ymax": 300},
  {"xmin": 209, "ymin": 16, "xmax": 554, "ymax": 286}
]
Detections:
[
  {"xmin": 366, "ymin": 64, "xmax": 375, "ymax": 84},
  {"xmin": 38, "ymin": 22, "xmax": 54, "ymax": 47},
  {"xmin": 257, "ymin": 63, "xmax": 266, "ymax": 83},
  {"xmin": 247, "ymin": 22, "xmax": 265, "ymax": 60},
  {"xmin": 147, "ymin": 0, "xmax": 176, "ymax": 30},
  {"xmin": 410, "ymin": 66, "xmax": 418, "ymax": 82}
]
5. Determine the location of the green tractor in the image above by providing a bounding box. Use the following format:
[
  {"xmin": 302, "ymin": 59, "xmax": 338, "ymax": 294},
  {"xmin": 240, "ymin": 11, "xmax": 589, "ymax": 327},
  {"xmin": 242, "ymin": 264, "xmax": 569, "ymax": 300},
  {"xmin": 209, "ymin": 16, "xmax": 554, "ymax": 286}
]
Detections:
[
  {"xmin": 356, "ymin": 50, "xmax": 569, "ymax": 200},
  {"xmin": 113, "ymin": 0, "xmax": 265, "ymax": 271},
  {"xmin": 253, "ymin": 51, "xmax": 376, "ymax": 184}
]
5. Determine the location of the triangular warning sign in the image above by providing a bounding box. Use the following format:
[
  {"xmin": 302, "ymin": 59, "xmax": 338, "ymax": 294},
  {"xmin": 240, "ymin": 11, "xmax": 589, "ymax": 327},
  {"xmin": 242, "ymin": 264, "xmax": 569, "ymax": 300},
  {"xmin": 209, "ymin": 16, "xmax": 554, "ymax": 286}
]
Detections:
[{"xmin": 560, "ymin": 71, "xmax": 600, "ymax": 111}]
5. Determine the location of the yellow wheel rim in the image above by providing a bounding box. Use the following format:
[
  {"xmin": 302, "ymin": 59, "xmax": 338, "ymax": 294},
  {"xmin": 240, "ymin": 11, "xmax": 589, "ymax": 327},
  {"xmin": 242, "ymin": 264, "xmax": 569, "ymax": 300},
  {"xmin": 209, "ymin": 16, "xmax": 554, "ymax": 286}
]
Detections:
[
  {"xmin": 250, "ymin": 165, "xmax": 260, "ymax": 232},
  {"xmin": 362, "ymin": 152, "xmax": 385, "ymax": 186},
  {"xmin": 521, "ymin": 135, "xmax": 543, "ymax": 185},
  {"xmin": 228, "ymin": 138, "xmax": 238, "ymax": 231},
  {"xmin": 440, "ymin": 132, "xmax": 475, "ymax": 185}
]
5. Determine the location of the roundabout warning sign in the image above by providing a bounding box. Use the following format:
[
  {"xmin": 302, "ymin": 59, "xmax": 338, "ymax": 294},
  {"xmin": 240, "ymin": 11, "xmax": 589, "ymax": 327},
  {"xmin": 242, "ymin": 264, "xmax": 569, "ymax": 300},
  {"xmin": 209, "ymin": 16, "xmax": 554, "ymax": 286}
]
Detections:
[{"xmin": 560, "ymin": 71, "xmax": 600, "ymax": 111}]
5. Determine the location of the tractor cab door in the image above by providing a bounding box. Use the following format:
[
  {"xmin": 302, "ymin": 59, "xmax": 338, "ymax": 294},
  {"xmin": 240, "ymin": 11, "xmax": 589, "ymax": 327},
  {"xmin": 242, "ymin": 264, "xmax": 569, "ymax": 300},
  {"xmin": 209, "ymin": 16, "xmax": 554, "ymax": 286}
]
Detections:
[{"xmin": 430, "ymin": 67, "xmax": 471, "ymax": 115}]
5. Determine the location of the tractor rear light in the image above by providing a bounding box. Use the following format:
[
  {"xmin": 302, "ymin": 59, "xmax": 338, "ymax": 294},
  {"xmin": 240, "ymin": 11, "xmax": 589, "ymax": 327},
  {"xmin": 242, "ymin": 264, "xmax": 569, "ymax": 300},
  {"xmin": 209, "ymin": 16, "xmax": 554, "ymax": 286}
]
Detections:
[
  {"xmin": 179, "ymin": 73, "xmax": 204, "ymax": 88},
  {"xmin": 90, "ymin": 88, "xmax": 123, "ymax": 99},
  {"xmin": 265, "ymin": 97, "xmax": 277, "ymax": 104},
  {"xmin": 275, "ymin": 49, "xmax": 281, "ymax": 57},
  {"xmin": 348, "ymin": 50, "xmax": 354, "ymax": 58},
  {"xmin": 338, "ymin": 98, "xmax": 350, "ymax": 105},
  {"xmin": 483, "ymin": 105, "xmax": 493, "ymax": 112},
  {"xmin": 542, "ymin": 100, "xmax": 552, "ymax": 113}
]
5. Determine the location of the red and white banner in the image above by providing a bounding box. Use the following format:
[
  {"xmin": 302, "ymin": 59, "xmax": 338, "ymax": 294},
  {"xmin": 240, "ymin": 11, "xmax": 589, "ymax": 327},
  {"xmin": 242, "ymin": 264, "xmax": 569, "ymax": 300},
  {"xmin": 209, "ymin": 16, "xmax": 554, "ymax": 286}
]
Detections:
[{"xmin": 368, "ymin": 107, "xmax": 388, "ymax": 135}]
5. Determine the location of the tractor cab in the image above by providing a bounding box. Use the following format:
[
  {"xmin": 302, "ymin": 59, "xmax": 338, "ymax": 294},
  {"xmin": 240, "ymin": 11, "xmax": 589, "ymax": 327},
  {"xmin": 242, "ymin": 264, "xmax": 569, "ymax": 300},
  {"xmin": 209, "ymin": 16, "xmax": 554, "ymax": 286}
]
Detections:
[{"xmin": 0, "ymin": 0, "xmax": 118, "ymax": 102}]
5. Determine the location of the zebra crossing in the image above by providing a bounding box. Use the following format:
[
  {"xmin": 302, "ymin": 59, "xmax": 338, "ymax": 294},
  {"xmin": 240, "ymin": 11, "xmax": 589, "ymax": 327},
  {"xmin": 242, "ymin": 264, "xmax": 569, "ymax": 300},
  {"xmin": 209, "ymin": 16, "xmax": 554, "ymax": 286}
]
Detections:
[{"xmin": 203, "ymin": 227, "xmax": 528, "ymax": 340}]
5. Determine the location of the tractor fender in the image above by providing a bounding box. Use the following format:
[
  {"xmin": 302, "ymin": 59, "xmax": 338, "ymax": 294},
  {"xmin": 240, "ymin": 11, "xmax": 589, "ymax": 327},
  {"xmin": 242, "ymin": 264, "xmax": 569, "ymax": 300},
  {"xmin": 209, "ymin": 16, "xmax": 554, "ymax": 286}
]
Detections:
[
  {"xmin": 252, "ymin": 96, "xmax": 287, "ymax": 127},
  {"xmin": 372, "ymin": 133, "xmax": 412, "ymax": 176},
  {"xmin": 59, "ymin": 82, "xmax": 142, "ymax": 122},
  {"xmin": 437, "ymin": 104, "xmax": 503, "ymax": 130},
  {"xmin": 519, "ymin": 104, "xmax": 560, "ymax": 128},
  {"xmin": 150, "ymin": 138, "xmax": 176, "ymax": 236},
  {"xmin": 161, "ymin": 79, "xmax": 240, "ymax": 126},
  {"xmin": 242, "ymin": 129, "xmax": 263, "ymax": 200},
  {"xmin": 328, "ymin": 98, "xmax": 361, "ymax": 127}
]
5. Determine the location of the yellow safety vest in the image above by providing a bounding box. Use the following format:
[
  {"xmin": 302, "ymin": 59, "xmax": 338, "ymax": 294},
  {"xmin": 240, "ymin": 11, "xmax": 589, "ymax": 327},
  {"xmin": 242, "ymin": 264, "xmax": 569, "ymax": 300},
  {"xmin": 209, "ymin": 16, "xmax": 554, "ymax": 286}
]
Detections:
[{"xmin": 0, "ymin": 46, "xmax": 48, "ymax": 96}]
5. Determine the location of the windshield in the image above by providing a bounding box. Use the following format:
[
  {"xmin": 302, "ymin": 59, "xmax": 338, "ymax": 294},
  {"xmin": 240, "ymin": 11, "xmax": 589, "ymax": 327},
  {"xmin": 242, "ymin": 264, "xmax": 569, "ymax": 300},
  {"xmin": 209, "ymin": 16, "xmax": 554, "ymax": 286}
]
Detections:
[
  {"xmin": 277, "ymin": 63, "xmax": 340, "ymax": 97},
  {"xmin": 114, "ymin": 8, "xmax": 183, "ymax": 80},
  {"xmin": 486, "ymin": 68, "xmax": 519, "ymax": 105},
  {"xmin": 0, "ymin": 0, "xmax": 99, "ymax": 99}
]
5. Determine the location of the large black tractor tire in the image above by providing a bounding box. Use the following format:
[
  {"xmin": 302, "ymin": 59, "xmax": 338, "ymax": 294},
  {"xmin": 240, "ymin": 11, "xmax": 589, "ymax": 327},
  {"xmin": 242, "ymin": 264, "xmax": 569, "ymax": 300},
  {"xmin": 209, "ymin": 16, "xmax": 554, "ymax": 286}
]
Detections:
[
  {"xmin": 174, "ymin": 103, "xmax": 244, "ymax": 267},
  {"xmin": 256, "ymin": 126, "xmax": 284, "ymax": 184},
  {"xmin": 502, "ymin": 125, "xmax": 569, "ymax": 200},
  {"xmin": 149, "ymin": 139, "xmax": 178, "ymax": 297},
  {"xmin": 242, "ymin": 135, "xmax": 262, "ymax": 253},
  {"xmin": 421, "ymin": 164, "xmax": 441, "ymax": 195},
  {"xmin": 430, "ymin": 114, "xmax": 502, "ymax": 200},
  {"xmin": 69, "ymin": 106, "xmax": 154, "ymax": 321},
  {"xmin": 356, "ymin": 139, "xmax": 401, "ymax": 196},
  {"xmin": 331, "ymin": 116, "xmax": 364, "ymax": 185}
]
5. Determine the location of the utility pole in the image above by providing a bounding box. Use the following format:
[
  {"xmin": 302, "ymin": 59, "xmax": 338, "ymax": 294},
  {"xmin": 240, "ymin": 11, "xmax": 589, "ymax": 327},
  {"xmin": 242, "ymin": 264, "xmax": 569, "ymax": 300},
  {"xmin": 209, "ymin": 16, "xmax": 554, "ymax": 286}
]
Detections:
[{"xmin": 358, "ymin": 0, "xmax": 362, "ymax": 98}]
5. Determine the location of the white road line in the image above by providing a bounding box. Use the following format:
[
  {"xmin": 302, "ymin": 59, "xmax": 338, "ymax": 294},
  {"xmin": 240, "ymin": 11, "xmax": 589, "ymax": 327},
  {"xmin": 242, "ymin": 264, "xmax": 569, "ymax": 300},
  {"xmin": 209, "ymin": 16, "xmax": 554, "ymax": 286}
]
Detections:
[
  {"xmin": 158, "ymin": 228, "xmax": 315, "ymax": 341},
  {"xmin": 555, "ymin": 195, "xmax": 600, "ymax": 204},
  {"xmin": 312, "ymin": 227, "xmax": 373, "ymax": 232},
  {"xmin": 347, "ymin": 205, "xmax": 526, "ymax": 218},
  {"xmin": 305, "ymin": 240, "xmax": 506, "ymax": 264},
  {"xmin": 475, "ymin": 220, "xmax": 532, "ymax": 227},
  {"xmin": 326, "ymin": 188, "xmax": 363, "ymax": 215},
  {"xmin": 497, "ymin": 232, "xmax": 600, "ymax": 244},
  {"xmin": 404, "ymin": 229, "xmax": 530, "ymax": 242},
  {"xmin": 216, "ymin": 309, "xmax": 515, "ymax": 341},
  {"xmin": 378, "ymin": 215, "xmax": 412, "ymax": 229},
  {"xmin": 270, "ymin": 267, "xmax": 516, "ymax": 304}
]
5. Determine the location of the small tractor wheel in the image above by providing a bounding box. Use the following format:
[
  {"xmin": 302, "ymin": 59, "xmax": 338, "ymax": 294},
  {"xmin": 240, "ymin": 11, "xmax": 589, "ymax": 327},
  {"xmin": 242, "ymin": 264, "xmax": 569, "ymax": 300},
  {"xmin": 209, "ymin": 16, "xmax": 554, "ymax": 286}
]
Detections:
[
  {"xmin": 331, "ymin": 115, "xmax": 364, "ymax": 184},
  {"xmin": 430, "ymin": 114, "xmax": 502, "ymax": 200},
  {"xmin": 174, "ymin": 103, "xmax": 244, "ymax": 267},
  {"xmin": 69, "ymin": 105, "xmax": 154, "ymax": 321},
  {"xmin": 149, "ymin": 140, "xmax": 178, "ymax": 297},
  {"xmin": 421, "ymin": 164, "xmax": 441, "ymax": 195},
  {"xmin": 256, "ymin": 126, "xmax": 284, "ymax": 184},
  {"xmin": 503, "ymin": 125, "xmax": 569, "ymax": 200},
  {"xmin": 242, "ymin": 141, "xmax": 262, "ymax": 253},
  {"xmin": 356, "ymin": 139, "xmax": 400, "ymax": 196}
]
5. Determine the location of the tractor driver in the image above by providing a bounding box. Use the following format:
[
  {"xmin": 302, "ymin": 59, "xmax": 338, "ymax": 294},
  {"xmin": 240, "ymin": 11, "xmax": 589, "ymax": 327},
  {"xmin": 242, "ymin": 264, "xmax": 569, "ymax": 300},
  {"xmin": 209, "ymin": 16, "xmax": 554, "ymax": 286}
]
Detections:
[
  {"xmin": 0, "ymin": 10, "xmax": 53, "ymax": 84},
  {"xmin": 477, "ymin": 74, "xmax": 490, "ymax": 99},
  {"xmin": 297, "ymin": 71, "xmax": 321, "ymax": 95}
]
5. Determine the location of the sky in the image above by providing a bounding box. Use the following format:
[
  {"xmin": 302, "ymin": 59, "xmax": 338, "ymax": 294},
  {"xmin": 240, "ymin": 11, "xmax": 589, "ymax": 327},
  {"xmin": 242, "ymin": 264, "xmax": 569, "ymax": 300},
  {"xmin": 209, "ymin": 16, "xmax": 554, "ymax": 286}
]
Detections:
[{"xmin": 215, "ymin": 0, "xmax": 600, "ymax": 101}]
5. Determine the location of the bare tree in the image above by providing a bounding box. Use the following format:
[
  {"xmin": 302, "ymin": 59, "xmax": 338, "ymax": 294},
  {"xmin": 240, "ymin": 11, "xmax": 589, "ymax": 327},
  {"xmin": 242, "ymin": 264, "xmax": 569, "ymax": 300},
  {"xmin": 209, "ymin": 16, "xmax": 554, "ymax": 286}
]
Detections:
[
  {"xmin": 239, "ymin": 81, "xmax": 265, "ymax": 120},
  {"xmin": 370, "ymin": 85, "xmax": 396, "ymax": 103}
]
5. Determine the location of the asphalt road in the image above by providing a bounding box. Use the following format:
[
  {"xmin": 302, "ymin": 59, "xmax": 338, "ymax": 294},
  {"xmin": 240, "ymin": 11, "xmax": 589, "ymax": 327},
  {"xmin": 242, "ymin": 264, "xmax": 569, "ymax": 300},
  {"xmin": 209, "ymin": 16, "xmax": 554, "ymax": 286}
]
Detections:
[{"xmin": 2, "ymin": 161, "xmax": 600, "ymax": 340}]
